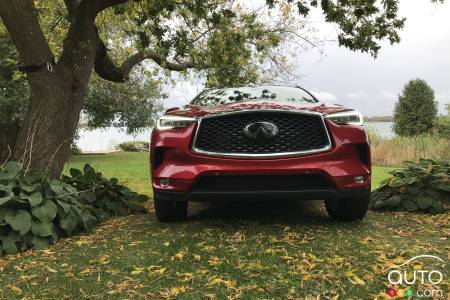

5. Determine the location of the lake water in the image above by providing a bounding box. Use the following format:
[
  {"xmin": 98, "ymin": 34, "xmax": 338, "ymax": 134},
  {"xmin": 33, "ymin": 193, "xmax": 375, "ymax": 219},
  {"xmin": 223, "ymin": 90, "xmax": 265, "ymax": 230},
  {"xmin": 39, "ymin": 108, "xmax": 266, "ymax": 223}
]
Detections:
[
  {"xmin": 365, "ymin": 122, "xmax": 394, "ymax": 138},
  {"xmin": 76, "ymin": 122, "xmax": 394, "ymax": 152}
]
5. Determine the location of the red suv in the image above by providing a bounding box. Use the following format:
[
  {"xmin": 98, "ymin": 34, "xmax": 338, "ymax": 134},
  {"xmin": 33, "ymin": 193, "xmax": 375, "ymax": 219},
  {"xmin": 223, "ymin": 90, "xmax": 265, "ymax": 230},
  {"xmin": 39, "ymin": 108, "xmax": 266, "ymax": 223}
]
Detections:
[{"xmin": 150, "ymin": 85, "xmax": 371, "ymax": 222}]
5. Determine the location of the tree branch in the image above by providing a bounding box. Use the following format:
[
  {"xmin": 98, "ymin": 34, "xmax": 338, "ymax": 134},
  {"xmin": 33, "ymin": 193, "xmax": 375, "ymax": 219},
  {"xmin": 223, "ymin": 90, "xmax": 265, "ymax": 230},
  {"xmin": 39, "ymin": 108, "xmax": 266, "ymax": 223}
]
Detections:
[
  {"xmin": 95, "ymin": 44, "xmax": 195, "ymax": 82},
  {"xmin": 122, "ymin": 49, "xmax": 195, "ymax": 74}
]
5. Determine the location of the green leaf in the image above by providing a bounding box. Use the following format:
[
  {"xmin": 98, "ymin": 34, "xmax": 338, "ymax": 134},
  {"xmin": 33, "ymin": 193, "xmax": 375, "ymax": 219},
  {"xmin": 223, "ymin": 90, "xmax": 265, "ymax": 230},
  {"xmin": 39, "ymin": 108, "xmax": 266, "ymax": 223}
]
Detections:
[
  {"xmin": 0, "ymin": 208, "xmax": 7, "ymax": 224},
  {"xmin": 431, "ymin": 201, "xmax": 445, "ymax": 214},
  {"xmin": 31, "ymin": 220, "xmax": 54, "ymax": 237},
  {"xmin": 4, "ymin": 210, "xmax": 32, "ymax": 235},
  {"xmin": 389, "ymin": 177, "xmax": 405, "ymax": 187},
  {"xmin": 69, "ymin": 168, "xmax": 83, "ymax": 178},
  {"xmin": 56, "ymin": 199, "xmax": 71, "ymax": 214},
  {"xmin": 388, "ymin": 195, "xmax": 402, "ymax": 207},
  {"xmin": 32, "ymin": 236, "xmax": 50, "ymax": 250},
  {"xmin": 82, "ymin": 191, "xmax": 96, "ymax": 203},
  {"xmin": 372, "ymin": 200, "xmax": 385, "ymax": 210},
  {"xmin": 136, "ymin": 194, "xmax": 149, "ymax": 203},
  {"xmin": 60, "ymin": 208, "xmax": 79, "ymax": 235},
  {"xmin": 0, "ymin": 194, "xmax": 12, "ymax": 206},
  {"xmin": 436, "ymin": 182, "xmax": 450, "ymax": 192},
  {"xmin": 20, "ymin": 191, "xmax": 43, "ymax": 207},
  {"xmin": 49, "ymin": 180, "xmax": 65, "ymax": 195},
  {"xmin": 416, "ymin": 194, "xmax": 433, "ymax": 209},
  {"xmin": 0, "ymin": 184, "xmax": 13, "ymax": 206},
  {"xmin": 3, "ymin": 161, "xmax": 22, "ymax": 179},
  {"xmin": 20, "ymin": 182, "xmax": 40, "ymax": 193},
  {"xmin": 403, "ymin": 199, "xmax": 418, "ymax": 212},
  {"xmin": 407, "ymin": 184, "xmax": 421, "ymax": 195},
  {"xmin": 31, "ymin": 200, "xmax": 57, "ymax": 222},
  {"xmin": 64, "ymin": 184, "xmax": 78, "ymax": 194},
  {"xmin": 1, "ymin": 231, "xmax": 21, "ymax": 255},
  {"xmin": 81, "ymin": 211, "xmax": 98, "ymax": 231},
  {"xmin": 83, "ymin": 164, "xmax": 96, "ymax": 180},
  {"xmin": 23, "ymin": 171, "xmax": 44, "ymax": 185}
]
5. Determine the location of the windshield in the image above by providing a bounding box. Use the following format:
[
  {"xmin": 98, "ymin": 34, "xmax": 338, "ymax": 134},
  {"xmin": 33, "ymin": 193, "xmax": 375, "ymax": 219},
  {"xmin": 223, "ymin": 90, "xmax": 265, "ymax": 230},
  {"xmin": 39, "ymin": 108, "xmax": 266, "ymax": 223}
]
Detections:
[{"xmin": 191, "ymin": 86, "xmax": 318, "ymax": 106}]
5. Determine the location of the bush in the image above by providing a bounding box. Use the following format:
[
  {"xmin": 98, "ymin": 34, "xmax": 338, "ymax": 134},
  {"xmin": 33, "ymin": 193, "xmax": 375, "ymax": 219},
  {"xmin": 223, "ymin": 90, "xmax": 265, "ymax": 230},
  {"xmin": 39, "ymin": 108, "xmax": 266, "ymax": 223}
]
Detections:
[
  {"xmin": 393, "ymin": 79, "xmax": 437, "ymax": 136},
  {"xmin": 0, "ymin": 161, "xmax": 147, "ymax": 255},
  {"xmin": 70, "ymin": 144, "xmax": 82, "ymax": 155},
  {"xmin": 370, "ymin": 159, "xmax": 449, "ymax": 214},
  {"xmin": 116, "ymin": 141, "xmax": 150, "ymax": 152}
]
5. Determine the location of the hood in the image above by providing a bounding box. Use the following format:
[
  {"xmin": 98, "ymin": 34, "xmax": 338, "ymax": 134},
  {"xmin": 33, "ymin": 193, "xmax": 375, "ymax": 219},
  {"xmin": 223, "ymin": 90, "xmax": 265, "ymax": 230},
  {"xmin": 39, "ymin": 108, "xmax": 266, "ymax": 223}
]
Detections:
[{"xmin": 167, "ymin": 100, "xmax": 351, "ymax": 118}]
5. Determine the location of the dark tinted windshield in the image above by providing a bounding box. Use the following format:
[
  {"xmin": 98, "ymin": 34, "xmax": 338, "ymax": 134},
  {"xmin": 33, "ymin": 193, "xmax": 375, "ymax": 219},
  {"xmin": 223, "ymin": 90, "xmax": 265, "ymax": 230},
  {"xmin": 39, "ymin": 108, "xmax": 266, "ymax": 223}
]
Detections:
[{"xmin": 191, "ymin": 86, "xmax": 318, "ymax": 106}]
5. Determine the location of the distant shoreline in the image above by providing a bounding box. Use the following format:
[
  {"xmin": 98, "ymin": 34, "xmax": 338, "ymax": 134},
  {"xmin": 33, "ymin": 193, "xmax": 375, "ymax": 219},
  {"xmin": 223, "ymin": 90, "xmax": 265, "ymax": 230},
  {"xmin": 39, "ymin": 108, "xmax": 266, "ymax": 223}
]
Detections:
[{"xmin": 365, "ymin": 116, "xmax": 393, "ymax": 122}]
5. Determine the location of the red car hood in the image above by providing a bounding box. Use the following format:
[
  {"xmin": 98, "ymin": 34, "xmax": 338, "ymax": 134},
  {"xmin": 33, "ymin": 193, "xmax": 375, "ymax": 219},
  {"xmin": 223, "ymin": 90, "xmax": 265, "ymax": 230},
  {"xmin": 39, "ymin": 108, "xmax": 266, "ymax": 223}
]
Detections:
[{"xmin": 167, "ymin": 100, "xmax": 351, "ymax": 118}]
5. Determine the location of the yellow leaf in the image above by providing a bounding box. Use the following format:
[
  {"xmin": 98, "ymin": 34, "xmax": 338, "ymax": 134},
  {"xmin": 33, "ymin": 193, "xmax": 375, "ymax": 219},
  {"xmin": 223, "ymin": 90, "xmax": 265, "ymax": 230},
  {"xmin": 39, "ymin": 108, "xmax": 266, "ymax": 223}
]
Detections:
[
  {"xmin": 208, "ymin": 256, "xmax": 222, "ymax": 266},
  {"xmin": 79, "ymin": 268, "xmax": 92, "ymax": 275},
  {"xmin": 171, "ymin": 252, "xmax": 184, "ymax": 261},
  {"xmin": 301, "ymin": 274, "xmax": 312, "ymax": 281},
  {"xmin": 46, "ymin": 266, "xmax": 58, "ymax": 273},
  {"xmin": 348, "ymin": 275, "xmax": 365, "ymax": 285},
  {"xmin": 148, "ymin": 266, "xmax": 166, "ymax": 275},
  {"xmin": 208, "ymin": 277, "xmax": 235, "ymax": 289},
  {"xmin": 264, "ymin": 248, "xmax": 276, "ymax": 255},
  {"xmin": 193, "ymin": 254, "xmax": 201, "ymax": 262},
  {"xmin": 163, "ymin": 242, "xmax": 170, "ymax": 247},
  {"xmin": 9, "ymin": 285, "xmax": 22, "ymax": 295},
  {"xmin": 177, "ymin": 272, "xmax": 193, "ymax": 282},
  {"xmin": 202, "ymin": 246, "xmax": 216, "ymax": 252},
  {"xmin": 363, "ymin": 274, "xmax": 374, "ymax": 281},
  {"xmin": 99, "ymin": 254, "xmax": 110, "ymax": 265},
  {"xmin": 131, "ymin": 266, "xmax": 145, "ymax": 275}
]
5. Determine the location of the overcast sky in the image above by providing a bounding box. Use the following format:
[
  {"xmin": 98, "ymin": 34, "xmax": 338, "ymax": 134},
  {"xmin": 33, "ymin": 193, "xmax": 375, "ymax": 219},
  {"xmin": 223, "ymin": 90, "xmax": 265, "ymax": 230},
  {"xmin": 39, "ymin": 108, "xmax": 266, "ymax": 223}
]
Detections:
[{"xmin": 163, "ymin": 0, "xmax": 450, "ymax": 117}]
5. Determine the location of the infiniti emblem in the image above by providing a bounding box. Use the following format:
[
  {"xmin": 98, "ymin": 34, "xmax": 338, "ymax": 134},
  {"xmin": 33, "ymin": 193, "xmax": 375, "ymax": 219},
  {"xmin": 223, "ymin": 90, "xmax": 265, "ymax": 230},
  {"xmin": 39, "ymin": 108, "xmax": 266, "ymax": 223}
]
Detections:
[{"xmin": 243, "ymin": 121, "xmax": 279, "ymax": 141}]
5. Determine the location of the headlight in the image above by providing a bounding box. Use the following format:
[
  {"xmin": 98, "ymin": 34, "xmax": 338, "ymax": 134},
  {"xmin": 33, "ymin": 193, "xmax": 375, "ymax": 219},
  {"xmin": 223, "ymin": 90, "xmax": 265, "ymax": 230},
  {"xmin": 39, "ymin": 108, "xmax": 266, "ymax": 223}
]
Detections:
[
  {"xmin": 325, "ymin": 110, "xmax": 363, "ymax": 125},
  {"xmin": 156, "ymin": 115, "xmax": 196, "ymax": 130}
]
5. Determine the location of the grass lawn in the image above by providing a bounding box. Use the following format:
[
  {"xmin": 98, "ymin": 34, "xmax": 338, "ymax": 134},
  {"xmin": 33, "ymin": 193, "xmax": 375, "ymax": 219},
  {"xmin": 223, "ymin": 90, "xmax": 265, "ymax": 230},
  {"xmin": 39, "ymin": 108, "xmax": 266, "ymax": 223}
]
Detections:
[{"xmin": 0, "ymin": 152, "xmax": 448, "ymax": 299}]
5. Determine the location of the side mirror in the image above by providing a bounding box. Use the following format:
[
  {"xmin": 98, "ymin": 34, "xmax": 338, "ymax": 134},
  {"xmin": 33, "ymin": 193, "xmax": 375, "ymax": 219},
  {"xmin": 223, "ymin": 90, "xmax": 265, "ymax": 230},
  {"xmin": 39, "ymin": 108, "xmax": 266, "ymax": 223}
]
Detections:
[{"xmin": 165, "ymin": 107, "xmax": 180, "ymax": 113}]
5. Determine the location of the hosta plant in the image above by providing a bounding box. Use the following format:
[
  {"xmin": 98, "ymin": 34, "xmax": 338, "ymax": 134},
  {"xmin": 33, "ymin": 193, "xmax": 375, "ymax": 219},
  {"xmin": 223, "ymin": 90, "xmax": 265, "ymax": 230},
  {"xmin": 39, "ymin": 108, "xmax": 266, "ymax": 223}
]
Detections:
[
  {"xmin": 370, "ymin": 159, "xmax": 450, "ymax": 214},
  {"xmin": 0, "ymin": 162, "xmax": 147, "ymax": 255}
]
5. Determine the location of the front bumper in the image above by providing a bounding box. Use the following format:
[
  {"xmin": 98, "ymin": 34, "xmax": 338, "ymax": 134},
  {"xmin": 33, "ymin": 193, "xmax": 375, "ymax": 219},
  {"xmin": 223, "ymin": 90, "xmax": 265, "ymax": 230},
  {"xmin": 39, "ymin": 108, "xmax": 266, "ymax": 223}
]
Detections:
[{"xmin": 151, "ymin": 120, "xmax": 371, "ymax": 199}]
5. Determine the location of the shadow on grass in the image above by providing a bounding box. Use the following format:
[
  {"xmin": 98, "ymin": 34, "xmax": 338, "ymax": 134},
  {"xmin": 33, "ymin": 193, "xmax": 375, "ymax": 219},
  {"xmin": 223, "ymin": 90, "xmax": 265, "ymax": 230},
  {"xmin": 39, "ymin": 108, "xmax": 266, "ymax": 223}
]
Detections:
[{"xmin": 186, "ymin": 199, "xmax": 347, "ymax": 225}]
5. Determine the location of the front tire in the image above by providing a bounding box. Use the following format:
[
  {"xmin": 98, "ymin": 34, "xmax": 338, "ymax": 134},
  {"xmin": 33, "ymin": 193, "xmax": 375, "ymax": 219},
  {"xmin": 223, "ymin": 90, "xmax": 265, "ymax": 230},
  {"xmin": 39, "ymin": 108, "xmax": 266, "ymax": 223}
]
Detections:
[
  {"xmin": 325, "ymin": 195, "xmax": 370, "ymax": 221},
  {"xmin": 154, "ymin": 195, "xmax": 188, "ymax": 222}
]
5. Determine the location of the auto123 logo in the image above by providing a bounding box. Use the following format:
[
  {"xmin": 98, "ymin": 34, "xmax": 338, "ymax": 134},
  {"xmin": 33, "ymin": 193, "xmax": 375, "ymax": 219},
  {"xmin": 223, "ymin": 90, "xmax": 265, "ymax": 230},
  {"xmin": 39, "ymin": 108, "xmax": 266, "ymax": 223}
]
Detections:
[{"xmin": 384, "ymin": 254, "xmax": 446, "ymax": 298}]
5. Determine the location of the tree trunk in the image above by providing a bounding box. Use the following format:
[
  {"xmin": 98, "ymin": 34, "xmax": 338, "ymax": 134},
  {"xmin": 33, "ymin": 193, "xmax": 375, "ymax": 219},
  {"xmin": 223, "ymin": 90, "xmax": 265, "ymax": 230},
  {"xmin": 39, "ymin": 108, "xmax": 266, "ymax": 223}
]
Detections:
[
  {"xmin": 0, "ymin": 0, "xmax": 98, "ymax": 177},
  {"xmin": 12, "ymin": 71, "xmax": 84, "ymax": 177}
]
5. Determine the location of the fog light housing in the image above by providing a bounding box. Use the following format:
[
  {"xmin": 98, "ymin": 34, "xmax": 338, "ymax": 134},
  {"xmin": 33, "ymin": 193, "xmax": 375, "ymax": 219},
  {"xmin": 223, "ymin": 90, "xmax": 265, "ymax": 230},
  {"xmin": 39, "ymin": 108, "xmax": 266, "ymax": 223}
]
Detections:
[
  {"xmin": 354, "ymin": 176, "xmax": 364, "ymax": 183},
  {"xmin": 159, "ymin": 178, "xmax": 170, "ymax": 187}
]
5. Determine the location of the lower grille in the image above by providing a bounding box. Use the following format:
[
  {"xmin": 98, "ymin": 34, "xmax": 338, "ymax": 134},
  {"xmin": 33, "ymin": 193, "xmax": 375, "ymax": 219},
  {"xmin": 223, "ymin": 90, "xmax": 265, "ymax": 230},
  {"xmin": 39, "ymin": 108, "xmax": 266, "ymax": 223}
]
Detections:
[
  {"xmin": 193, "ymin": 111, "xmax": 330, "ymax": 156},
  {"xmin": 193, "ymin": 174, "xmax": 332, "ymax": 192}
]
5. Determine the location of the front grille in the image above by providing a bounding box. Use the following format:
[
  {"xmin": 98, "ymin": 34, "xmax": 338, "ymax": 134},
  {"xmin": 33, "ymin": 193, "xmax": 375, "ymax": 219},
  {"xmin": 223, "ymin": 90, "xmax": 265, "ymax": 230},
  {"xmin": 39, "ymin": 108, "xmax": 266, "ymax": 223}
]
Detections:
[
  {"xmin": 194, "ymin": 111, "xmax": 330, "ymax": 156},
  {"xmin": 193, "ymin": 174, "xmax": 332, "ymax": 192}
]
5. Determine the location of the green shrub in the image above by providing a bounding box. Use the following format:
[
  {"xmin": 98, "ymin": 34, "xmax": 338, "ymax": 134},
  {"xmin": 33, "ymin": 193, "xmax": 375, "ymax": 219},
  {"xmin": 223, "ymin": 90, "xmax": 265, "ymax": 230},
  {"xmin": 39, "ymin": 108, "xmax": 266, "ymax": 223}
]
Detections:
[
  {"xmin": 436, "ymin": 116, "xmax": 450, "ymax": 139},
  {"xmin": 70, "ymin": 144, "xmax": 82, "ymax": 155},
  {"xmin": 370, "ymin": 159, "xmax": 449, "ymax": 214},
  {"xmin": 116, "ymin": 141, "xmax": 149, "ymax": 152},
  {"xmin": 0, "ymin": 161, "xmax": 147, "ymax": 255}
]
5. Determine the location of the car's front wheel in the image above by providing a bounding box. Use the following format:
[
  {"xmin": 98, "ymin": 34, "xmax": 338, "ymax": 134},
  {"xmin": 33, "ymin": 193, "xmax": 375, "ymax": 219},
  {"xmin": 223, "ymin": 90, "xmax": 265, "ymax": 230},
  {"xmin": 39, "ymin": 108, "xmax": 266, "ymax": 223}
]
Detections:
[
  {"xmin": 325, "ymin": 195, "xmax": 370, "ymax": 221},
  {"xmin": 154, "ymin": 195, "xmax": 188, "ymax": 222}
]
